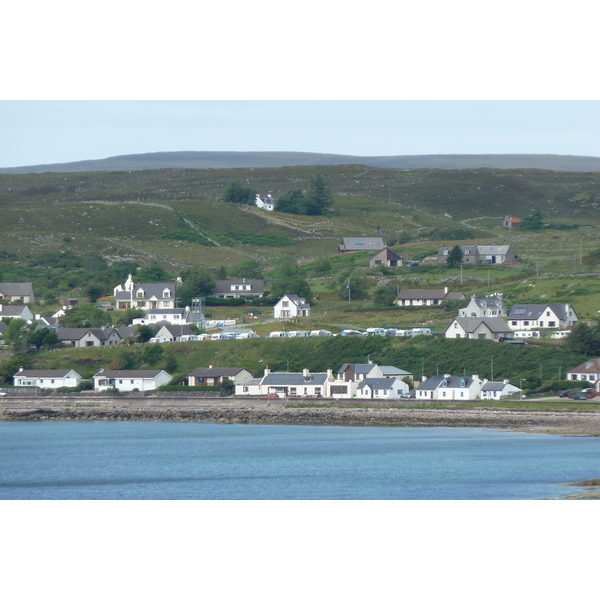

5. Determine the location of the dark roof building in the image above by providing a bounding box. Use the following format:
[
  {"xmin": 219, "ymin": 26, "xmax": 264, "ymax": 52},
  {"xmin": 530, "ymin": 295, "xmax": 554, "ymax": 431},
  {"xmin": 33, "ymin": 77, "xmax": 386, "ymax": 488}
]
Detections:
[
  {"xmin": 338, "ymin": 237, "xmax": 385, "ymax": 252},
  {"xmin": 212, "ymin": 279, "xmax": 264, "ymax": 298}
]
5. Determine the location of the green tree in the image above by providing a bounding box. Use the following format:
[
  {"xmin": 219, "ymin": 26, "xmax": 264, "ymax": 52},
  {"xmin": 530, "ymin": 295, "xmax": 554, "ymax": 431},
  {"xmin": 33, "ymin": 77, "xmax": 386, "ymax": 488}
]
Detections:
[
  {"xmin": 333, "ymin": 271, "xmax": 369, "ymax": 301},
  {"xmin": 446, "ymin": 245, "xmax": 464, "ymax": 268},
  {"xmin": 221, "ymin": 182, "xmax": 256, "ymax": 205},
  {"xmin": 178, "ymin": 267, "xmax": 216, "ymax": 306},
  {"xmin": 306, "ymin": 173, "xmax": 333, "ymax": 214},
  {"xmin": 520, "ymin": 210, "xmax": 544, "ymax": 231},
  {"xmin": 26, "ymin": 328, "xmax": 63, "ymax": 351},
  {"xmin": 62, "ymin": 305, "xmax": 112, "ymax": 328},
  {"xmin": 134, "ymin": 324, "xmax": 156, "ymax": 343},
  {"xmin": 372, "ymin": 284, "xmax": 398, "ymax": 306},
  {"xmin": 228, "ymin": 259, "xmax": 264, "ymax": 280},
  {"xmin": 112, "ymin": 308, "xmax": 145, "ymax": 327},
  {"xmin": 275, "ymin": 189, "xmax": 305, "ymax": 214},
  {"xmin": 137, "ymin": 261, "xmax": 169, "ymax": 283},
  {"xmin": 268, "ymin": 257, "xmax": 313, "ymax": 302},
  {"xmin": 566, "ymin": 323, "xmax": 600, "ymax": 355}
]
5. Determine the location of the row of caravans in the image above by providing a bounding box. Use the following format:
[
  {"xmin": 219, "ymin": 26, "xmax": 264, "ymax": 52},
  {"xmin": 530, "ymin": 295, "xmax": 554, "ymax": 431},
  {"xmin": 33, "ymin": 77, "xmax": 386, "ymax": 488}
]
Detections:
[{"xmin": 269, "ymin": 330, "xmax": 333, "ymax": 338}]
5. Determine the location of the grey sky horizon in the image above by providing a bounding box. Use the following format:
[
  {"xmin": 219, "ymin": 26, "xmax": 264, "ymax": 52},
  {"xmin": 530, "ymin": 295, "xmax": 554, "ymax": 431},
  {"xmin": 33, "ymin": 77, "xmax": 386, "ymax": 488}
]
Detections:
[{"xmin": 1, "ymin": 100, "xmax": 599, "ymax": 169}]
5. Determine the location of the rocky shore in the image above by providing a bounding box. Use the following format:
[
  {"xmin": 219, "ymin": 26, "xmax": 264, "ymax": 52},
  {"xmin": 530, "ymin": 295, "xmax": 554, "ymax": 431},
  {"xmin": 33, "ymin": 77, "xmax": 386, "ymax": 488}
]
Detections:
[{"xmin": 2, "ymin": 395, "xmax": 600, "ymax": 437}]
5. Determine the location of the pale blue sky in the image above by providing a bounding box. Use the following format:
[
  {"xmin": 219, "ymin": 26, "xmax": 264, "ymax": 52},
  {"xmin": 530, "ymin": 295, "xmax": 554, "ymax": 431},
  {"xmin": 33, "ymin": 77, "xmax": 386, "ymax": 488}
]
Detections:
[{"xmin": 2, "ymin": 101, "xmax": 600, "ymax": 168}]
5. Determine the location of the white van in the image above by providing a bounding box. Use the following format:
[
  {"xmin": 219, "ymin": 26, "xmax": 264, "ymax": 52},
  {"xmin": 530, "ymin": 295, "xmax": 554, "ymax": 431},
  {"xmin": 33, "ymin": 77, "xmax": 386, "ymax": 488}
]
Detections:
[
  {"xmin": 551, "ymin": 330, "xmax": 570, "ymax": 339},
  {"xmin": 514, "ymin": 330, "xmax": 540, "ymax": 339}
]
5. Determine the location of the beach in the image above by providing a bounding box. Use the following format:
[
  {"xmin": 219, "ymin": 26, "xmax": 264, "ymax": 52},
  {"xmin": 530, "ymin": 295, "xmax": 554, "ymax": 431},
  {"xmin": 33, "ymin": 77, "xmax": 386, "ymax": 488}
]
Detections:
[{"xmin": 2, "ymin": 394, "xmax": 600, "ymax": 437}]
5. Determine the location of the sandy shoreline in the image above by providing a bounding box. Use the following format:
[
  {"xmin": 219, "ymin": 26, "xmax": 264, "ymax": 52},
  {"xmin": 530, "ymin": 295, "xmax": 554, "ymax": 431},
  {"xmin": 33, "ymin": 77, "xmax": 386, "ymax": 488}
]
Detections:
[{"xmin": 2, "ymin": 395, "xmax": 600, "ymax": 437}]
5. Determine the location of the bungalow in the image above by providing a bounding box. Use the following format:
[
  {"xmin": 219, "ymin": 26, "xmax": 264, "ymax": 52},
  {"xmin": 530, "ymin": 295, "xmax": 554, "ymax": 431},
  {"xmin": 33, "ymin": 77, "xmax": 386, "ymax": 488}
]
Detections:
[
  {"xmin": 0, "ymin": 304, "xmax": 34, "ymax": 322},
  {"xmin": 0, "ymin": 283, "xmax": 35, "ymax": 304},
  {"xmin": 458, "ymin": 296, "xmax": 507, "ymax": 319},
  {"xmin": 57, "ymin": 327, "xmax": 122, "ymax": 347},
  {"xmin": 151, "ymin": 323, "xmax": 195, "ymax": 343},
  {"xmin": 444, "ymin": 317, "xmax": 514, "ymax": 340},
  {"xmin": 338, "ymin": 237, "xmax": 385, "ymax": 252},
  {"xmin": 416, "ymin": 374, "xmax": 484, "ymax": 401},
  {"xmin": 566, "ymin": 358, "xmax": 600, "ymax": 383},
  {"xmin": 507, "ymin": 304, "xmax": 578, "ymax": 331},
  {"xmin": 212, "ymin": 279, "xmax": 264, "ymax": 299},
  {"xmin": 262, "ymin": 368, "xmax": 331, "ymax": 397},
  {"xmin": 479, "ymin": 379, "xmax": 521, "ymax": 399},
  {"xmin": 369, "ymin": 247, "xmax": 403, "ymax": 268},
  {"xmin": 188, "ymin": 366, "xmax": 254, "ymax": 387},
  {"xmin": 93, "ymin": 369, "xmax": 172, "ymax": 391},
  {"xmin": 503, "ymin": 216, "xmax": 521, "ymax": 229},
  {"xmin": 356, "ymin": 377, "xmax": 408, "ymax": 399},
  {"xmin": 13, "ymin": 368, "xmax": 82, "ymax": 389},
  {"xmin": 395, "ymin": 287, "xmax": 465, "ymax": 307},
  {"xmin": 114, "ymin": 275, "xmax": 176, "ymax": 310},
  {"xmin": 437, "ymin": 245, "xmax": 516, "ymax": 265},
  {"xmin": 274, "ymin": 294, "xmax": 311, "ymax": 319}
]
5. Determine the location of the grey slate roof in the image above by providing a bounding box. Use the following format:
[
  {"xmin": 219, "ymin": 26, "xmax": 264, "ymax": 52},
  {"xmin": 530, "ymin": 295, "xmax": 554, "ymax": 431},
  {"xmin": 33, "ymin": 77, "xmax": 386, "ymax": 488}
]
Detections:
[
  {"xmin": 93, "ymin": 370, "xmax": 167, "ymax": 378},
  {"xmin": 450, "ymin": 317, "xmax": 513, "ymax": 334},
  {"xmin": 338, "ymin": 363, "xmax": 378, "ymax": 375},
  {"xmin": 57, "ymin": 328, "xmax": 119, "ymax": 341},
  {"xmin": 507, "ymin": 304, "xmax": 576, "ymax": 320},
  {"xmin": 0, "ymin": 283, "xmax": 35, "ymax": 301},
  {"xmin": 147, "ymin": 308, "xmax": 187, "ymax": 315},
  {"xmin": 379, "ymin": 366, "xmax": 413, "ymax": 377},
  {"xmin": 471, "ymin": 297, "xmax": 505, "ymax": 310},
  {"xmin": 157, "ymin": 324, "xmax": 194, "ymax": 337},
  {"xmin": 0, "ymin": 306, "xmax": 31, "ymax": 317},
  {"xmin": 14, "ymin": 369, "xmax": 80, "ymax": 378},
  {"xmin": 212, "ymin": 279, "xmax": 264, "ymax": 295},
  {"xmin": 339, "ymin": 237, "xmax": 385, "ymax": 251},
  {"xmin": 262, "ymin": 373, "xmax": 329, "ymax": 386},
  {"xmin": 418, "ymin": 375, "xmax": 475, "ymax": 391},
  {"xmin": 481, "ymin": 381, "xmax": 510, "ymax": 392},
  {"xmin": 357, "ymin": 378, "xmax": 396, "ymax": 390},
  {"xmin": 189, "ymin": 367, "xmax": 249, "ymax": 377}
]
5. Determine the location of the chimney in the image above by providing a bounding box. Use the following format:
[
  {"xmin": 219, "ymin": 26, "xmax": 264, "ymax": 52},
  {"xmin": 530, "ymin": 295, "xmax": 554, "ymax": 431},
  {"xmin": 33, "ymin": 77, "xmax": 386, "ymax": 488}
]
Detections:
[
  {"xmin": 368, "ymin": 359, "xmax": 373, "ymax": 364},
  {"xmin": 444, "ymin": 374, "xmax": 451, "ymax": 379},
  {"xmin": 209, "ymin": 365, "xmax": 213, "ymax": 369},
  {"xmin": 444, "ymin": 287, "xmax": 449, "ymax": 294},
  {"xmin": 303, "ymin": 368, "xmax": 310, "ymax": 378},
  {"xmin": 327, "ymin": 368, "xmax": 333, "ymax": 379},
  {"xmin": 264, "ymin": 367, "xmax": 271, "ymax": 377},
  {"xmin": 422, "ymin": 376, "xmax": 427, "ymax": 382},
  {"xmin": 503, "ymin": 379, "xmax": 509, "ymax": 384}
]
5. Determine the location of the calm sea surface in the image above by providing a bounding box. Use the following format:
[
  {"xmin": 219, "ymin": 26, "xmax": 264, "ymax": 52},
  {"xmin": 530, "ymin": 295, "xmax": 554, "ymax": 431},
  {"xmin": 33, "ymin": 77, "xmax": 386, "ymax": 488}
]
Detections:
[{"xmin": 0, "ymin": 421, "xmax": 598, "ymax": 500}]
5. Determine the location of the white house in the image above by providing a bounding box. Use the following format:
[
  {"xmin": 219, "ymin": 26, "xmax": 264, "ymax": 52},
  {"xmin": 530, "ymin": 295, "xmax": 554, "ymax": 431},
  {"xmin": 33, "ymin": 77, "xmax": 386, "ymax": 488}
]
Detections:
[
  {"xmin": 133, "ymin": 307, "xmax": 192, "ymax": 326},
  {"xmin": 444, "ymin": 317, "xmax": 514, "ymax": 341},
  {"xmin": 114, "ymin": 275, "xmax": 176, "ymax": 310},
  {"xmin": 235, "ymin": 368, "xmax": 332, "ymax": 397},
  {"xmin": 151, "ymin": 323, "xmax": 196, "ymax": 343},
  {"xmin": 93, "ymin": 369, "xmax": 172, "ymax": 392},
  {"xmin": 416, "ymin": 374, "xmax": 484, "ymax": 401},
  {"xmin": 0, "ymin": 304, "xmax": 34, "ymax": 322},
  {"xmin": 356, "ymin": 377, "xmax": 408, "ymax": 399},
  {"xmin": 507, "ymin": 304, "xmax": 578, "ymax": 331},
  {"xmin": 0, "ymin": 283, "xmax": 35, "ymax": 304},
  {"xmin": 479, "ymin": 379, "xmax": 521, "ymax": 399},
  {"xmin": 459, "ymin": 296, "xmax": 507, "ymax": 319},
  {"xmin": 566, "ymin": 358, "xmax": 600, "ymax": 382},
  {"xmin": 13, "ymin": 368, "xmax": 82, "ymax": 389},
  {"xmin": 255, "ymin": 194, "xmax": 275, "ymax": 211},
  {"xmin": 57, "ymin": 328, "xmax": 122, "ymax": 347},
  {"xmin": 274, "ymin": 294, "xmax": 311, "ymax": 319},
  {"xmin": 188, "ymin": 367, "xmax": 254, "ymax": 387}
]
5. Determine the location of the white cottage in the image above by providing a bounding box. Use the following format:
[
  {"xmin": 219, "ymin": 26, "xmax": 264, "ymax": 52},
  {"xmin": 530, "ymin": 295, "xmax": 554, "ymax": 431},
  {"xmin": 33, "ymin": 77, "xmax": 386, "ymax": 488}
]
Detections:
[
  {"xmin": 274, "ymin": 294, "xmax": 311, "ymax": 319},
  {"xmin": 93, "ymin": 369, "xmax": 172, "ymax": 391},
  {"xmin": 13, "ymin": 368, "xmax": 82, "ymax": 389}
]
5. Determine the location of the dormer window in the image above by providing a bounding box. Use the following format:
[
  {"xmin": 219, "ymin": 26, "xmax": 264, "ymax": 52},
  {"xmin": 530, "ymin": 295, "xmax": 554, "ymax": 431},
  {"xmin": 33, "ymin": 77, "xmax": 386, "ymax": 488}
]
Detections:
[
  {"xmin": 460, "ymin": 378, "xmax": 466, "ymax": 388},
  {"xmin": 441, "ymin": 379, "xmax": 447, "ymax": 387},
  {"xmin": 136, "ymin": 290, "xmax": 144, "ymax": 298},
  {"xmin": 163, "ymin": 289, "xmax": 171, "ymax": 298}
]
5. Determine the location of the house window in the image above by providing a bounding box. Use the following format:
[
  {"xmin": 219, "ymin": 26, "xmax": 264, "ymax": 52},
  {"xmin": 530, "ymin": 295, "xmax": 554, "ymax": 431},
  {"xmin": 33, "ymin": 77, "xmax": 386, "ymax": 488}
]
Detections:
[
  {"xmin": 478, "ymin": 334, "xmax": 486, "ymax": 339},
  {"xmin": 137, "ymin": 290, "xmax": 144, "ymax": 297},
  {"xmin": 131, "ymin": 380, "xmax": 135, "ymax": 384},
  {"xmin": 119, "ymin": 380, "xmax": 123, "ymax": 384},
  {"xmin": 163, "ymin": 290, "xmax": 171, "ymax": 298},
  {"xmin": 330, "ymin": 386, "xmax": 348, "ymax": 395},
  {"xmin": 315, "ymin": 388, "xmax": 321, "ymax": 395},
  {"xmin": 548, "ymin": 321, "xmax": 556, "ymax": 327},
  {"xmin": 290, "ymin": 387, "xmax": 297, "ymax": 394},
  {"xmin": 512, "ymin": 321, "xmax": 517, "ymax": 326},
  {"xmin": 243, "ymin": 387, "xmax": 249, "ymax": 392},
  {"xmin": 456, "ymin": 334, "xmax": 461, "ymax": 338},
  {"xmin": 282, "ymin": 301, "xmax": 289, "ymax": 307},
  {"xmin": 86, "ymin": 341, "xmax": 94, "ymax": 347},
  {"xmin": 524, "ymin": 321, "xmax": 529, "ymax": 326}
]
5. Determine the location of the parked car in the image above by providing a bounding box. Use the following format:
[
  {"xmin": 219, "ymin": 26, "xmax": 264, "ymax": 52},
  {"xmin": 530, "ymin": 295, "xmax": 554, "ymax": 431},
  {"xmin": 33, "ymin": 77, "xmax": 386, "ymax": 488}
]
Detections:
[
  {"xmin": 571, "ymin": 394, "xmax": 588, "ymax": 401},
  {"xmin": 558, "ymin": 391, "xmax": 570, "ymax": 398},
  {"xmin": 0, "ymin": 390, "xmax": 6, "ymax": 397},
  {"xmin": 580, "ymin": 387, "xmax": 595, "ymax": 393}
]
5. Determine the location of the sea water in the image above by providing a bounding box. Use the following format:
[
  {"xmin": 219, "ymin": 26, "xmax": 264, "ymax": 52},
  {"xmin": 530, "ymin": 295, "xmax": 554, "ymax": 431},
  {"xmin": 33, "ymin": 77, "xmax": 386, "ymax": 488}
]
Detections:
[{"xmin": 0, "ymin": 421, "xmax": 598, "ymax": 500}]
